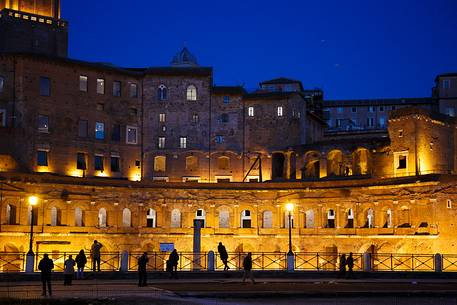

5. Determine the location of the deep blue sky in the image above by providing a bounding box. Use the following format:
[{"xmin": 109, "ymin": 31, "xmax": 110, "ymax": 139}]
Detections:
[{"xmin": 64, "ymin": 0, "xmax": 457, "ymax": 99}]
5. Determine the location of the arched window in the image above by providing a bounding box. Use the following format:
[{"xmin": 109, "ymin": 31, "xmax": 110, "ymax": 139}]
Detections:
[
  {"xmin": 327, "ymin": 209, "xmax": 335, "ymax": 228},
  {"xmin": 241, "ymin": 210, "xmax": 251, "ymax": 228},
  {"xmin": 154, "ymin": 156, "xmax": 166, "ymax": 172},
  {"xmin": 28, "ymin": 205, "xmax": 38, "ymax": 226},
  {"xmin": 219, "ymin": 209, "xmax": 230, "ymax": 228},
  {"xmin": 186, "ymin": 156, "xmax": 199, "ymax": 171},
  {"xmin": 98, "ymin": 208, "xmax": 107, "ymax": 228},
  {"xmin": 367, "ymin": 208, "xmax": 374, "ymax": 228},
  {"xmin": 6, "ymin": 204, "xmax": 16, "ymax": 225},
  {"xmin": 146, "ymin": 208, "xmax": 156, "ymax": 228},
  {"xmin": 304, "ymin": 210, "xmax": 314, "ymax": 228},
  {"xmin": 195, "ymin": 209, "xmax": 205, "ymax": 228},
  {"xmin": 171, "ymin": 209, "xmax": 181, "ymax": 228},
  {"xmin": 263, "ymin": 210, "xmax": 273, "ymax": 228},
  {"xmin": 346, "ymin": 208, "xmax": 354, "ymax": 228},
  {"xmin": 385, "ymin": 209, "xmax": 393, "ymax": 228},
  {"xmin": 186, "ymin": 85, "xmax": 197, "ymax": 101},
  {"xmin": 158, "ymin": 84, "xmax": 168, "ymax": 101},
  {"xmin": 50, "ymin": 207, "xmax": 62, "ymax": 226},
  {"xmin": 284, "ymin": 210, "xmax": 294, "ymax": 228},
  {"xmin": 217, "ymin": 156, "xmax": 230, "ymax": 170},
  {"xmin": 122, "ymin": 208, "xmax": 132, "ymax": 227},
  {"xmin": 75, "ymin": 207, "xmax": 84, "ymax": 227}
]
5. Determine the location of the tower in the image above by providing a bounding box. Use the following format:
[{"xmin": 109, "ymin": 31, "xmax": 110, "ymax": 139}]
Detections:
[{"xmin": 0, "ymin": 0, "xmax": 68, "ymax": 57}]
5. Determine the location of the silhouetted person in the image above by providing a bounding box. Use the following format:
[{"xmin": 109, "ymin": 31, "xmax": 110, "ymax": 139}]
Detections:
[
  {"xmin": 346, "ymin": 252, "xmax": 354, "ymax": 278},
  {"xmin": 91, "ymin": 240, "xmax": 103, "ymax": 272},
  {"xmin": 168, "ymin": 249, "xmax": 179, "ymax": 279},
  {"xmin": 138, "ymin": 252, "xmax": 149, "ymax": 287},
  {"xmin": 339, "ymin": 254, "xmax": 346, "ymax": 278},
  {"xmin": 218, "ymin": 242, "xmax": 229, "ymax": 271},
  {"xmin": 242, "ymin": 252, "xmax": 255, "ymax": 284},
  {"xmin": 63, "ymin": 255, "xmax": 75, "ymax": 286},
  {"xmin": 75, "ymin": 250, "xmax": 87, "ymax": 280},
  {"xmin": 38, "ymin": 254, "xmax": 54, "ymax": 296}
]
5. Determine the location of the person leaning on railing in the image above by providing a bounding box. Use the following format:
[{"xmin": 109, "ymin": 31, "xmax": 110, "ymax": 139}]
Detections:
[{"xmin": 91, "ymin": 240, "xmax": 103, "ymax": 272}]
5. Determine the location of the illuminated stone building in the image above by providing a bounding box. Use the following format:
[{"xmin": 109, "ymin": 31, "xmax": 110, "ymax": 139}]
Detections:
[{"xmin": 1, "ymin": 1, "xmax": 457, "ymax": 262}]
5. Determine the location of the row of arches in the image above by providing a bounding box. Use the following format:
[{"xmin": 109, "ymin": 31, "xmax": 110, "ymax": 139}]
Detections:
[{"xmin": 157, "ymin": 84, "xmax": 197, "ymax": 101}]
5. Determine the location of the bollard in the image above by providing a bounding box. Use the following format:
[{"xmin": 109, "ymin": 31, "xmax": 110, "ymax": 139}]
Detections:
[
  {"xmin": 120, "ymin": 250, "xmax": 129, "ymax": 273},
  {"xmin": 25, "ymin": 253, "xmax": 35, "ymax": 273},
  {"xmin": 287, "ymin": 253, "xmax": 295, "ymax": 272},
  {"xmin": 363, "ymin": 253, "xmax": 372, "ymax": 272},
  {"xmin": 207, "ymin": 251, "xmax": 215, "ymax": 272},
  {"xmin": 434, "ymin": 253, "xmax": 442, "ymax": 273}
]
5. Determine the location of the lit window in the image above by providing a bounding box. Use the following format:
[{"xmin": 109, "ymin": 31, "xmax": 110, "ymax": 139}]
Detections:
[
  {"xmin": 399, "ymin": 130, "xmax": 403, "ymax": 137},
  {"xmin": 379, "ymin": 117, "xmax": 386, "ymax": 127},
  {"xmin": 217, "ymin": 156, "xmax": 230, "ymax": 170},
  {"xmin": 223, "ymin": 96, "xmax": 230, "ymax": 104},
  {"xmin": 0, "ymin": 109, "xmax": 6, "ymax": 127},
  {"xmin": 126, "ymin": 126, "xmax": 138, "ymax": 144},
  {"xmin": 180, "ymin": 137, "xmax": 187, "ymax": 149},
  {"xmin": 40, "ymin": 77, "xmax": 50, "ymax": 96},
  {"xmin": 154, "ymin": 156, "xmax": 166, "ymax": 172},
  {"xmin": 78, "ymin": 120, "xmax": 88, "ymax": 137},
  {"xmin": 0, "ymin": 76, "xmax": 4, "ymax": 92},
  {"xmin": 159, "ymin": 113, "xmax": 166, "ymax": 123},
  {"xmin": 158, "ymin": 137, "xmax": 165, "ymax": 149},
  {"xmin": 186, "ymin": 85, "xmax": 197, "ymax": 101},
  {"xmin": 95, "ymin": 122, "xmax": 105, "ymax": 140},
  {"xmin": 192, "ymin": 114, "xmax": 199, "ymax": 123},
  {"xmin": 129, "ymin": 83, "xmax": 138, "ymax": 98},
  {"xmin": 94, "ymin": 155, "xmax": 104, "ymax": 171},
  {"xmin": 76, "ymin": 153, "xmax": 87, "ymax": 170},
  {"xmin": 368, "ymin": 106, "xmax": 375, "ymax": 112},
  {"xmin": 215, "ymin": 135, "xmax": 224, "ymax": 144},
  {"xmin": 111, "ymin": 156, "xmax": 120, "ymax": 172},
  {"xmin": 97, "ymin": 79, "xmax": 105, "ymax": 94},
  {"xmin": 277, "ymin": 106, "xmax": 283, "ymax": 117},
  {"xmin": 146, "ymin": 209, "xmax": 157, "ymax": 228},
  {"xmin": 79, "ymin": 75, "xmax": 88, "ymax": 92},
  {"xmin": 248, "ymin": 107, "xmax": 254, "ymax": 117},
  {"xmin": 38, "ymin": 115, "xmax": 49, "ymax": 132},
  {"xmin": 447, "ymin": 199, "xmax": 452, "ymax": 209},
  {"xmin": 443, "ymin": 79, "xmax": 451, "ymax": 89},
  {"xmin": 37, "ymin": 150, "xmax": 48, "ymax": 166},
  {"xmin": 113, "ymin": 81, "xmax": 121, "ymax": 97},
  {"xmin": 337, "ymin": 107, "xmax": 343, "ymax": 113},
  {"xmin": 158, "ymin": 85, "xmax": 167, "ymax": 101}
]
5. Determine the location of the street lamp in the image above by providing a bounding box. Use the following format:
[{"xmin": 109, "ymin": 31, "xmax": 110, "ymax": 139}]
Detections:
[
  {"xmin": 27, "ymin": 196, "xmax": 38, "ymax": 256},
  {"xmin": 286, "ymin": 203, "xmax": 294, "ymax": 256}
]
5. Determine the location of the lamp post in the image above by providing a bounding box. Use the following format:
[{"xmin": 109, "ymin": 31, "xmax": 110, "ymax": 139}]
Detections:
[
  {"xmin": 25, "ymin": 196, "xmax": 38, "ymax": 273},
  {"xmin": 286, "ymin": 203, "xmax": 294, "ymax": 256}
]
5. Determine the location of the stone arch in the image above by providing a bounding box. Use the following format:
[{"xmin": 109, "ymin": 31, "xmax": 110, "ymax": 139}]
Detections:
[
  {"xmin": 304, "ymin": 209, "xmax": 315, "ymax": 228},
  {"xmin": 380, "ymin": 206, "xmax": 393, "ymax": 228},
  {"xmin": 352, "ymin": 148, "xmax": 371, "ymax": 175},
  {"xmin": 74, "ymin": 207, "xmax": 84, "ymax": 227},
  {"xmin": 217, "ymin": 156, "xmax": 230, "ymax": 171},
  {"xmin": 327, "ymin": 150, "xmax": 343, "ymax": 176},
  {"xmin": 5, "ymin": 203, "xmax": 17, "ymax": 225},
  {"xmin": 345, "ymin": 208, "xmax": 354, "ymax": 228},
  {"xmin": 303, "ymin": 151, "xmax": 321, "ymax": 179},
  {"xmin": 50, "ymin": 206, "xmax": 62, "ymax": 226},
  {"xmin": 218, "ymin": 208, "xmax": 230, "ymax": 228},
  {"xmin": 170, "ymin": 208, "xmax": 181, "ymax": 228},
  {"xmin": 398, "ymin": 205, "xmax": 411, "ymax": 227},
  {"xmin": 326, "ymin": 209, "xmax": 336, "ymax": 228},
  {"xmin": 147, "ymin": 208, "xmax": 157, "ymax": 228},
  {"xmin": 98, "ymin": 208, "xmax": 107, "ymax": 227},
  {"xmin": 185, "ymin": 155, "xmax": 199, "ymax": 171},
  {"xmin": 122, "ymin": 208, "xmax": 132, "ymax": 227},
  {"xmin": 262, "ymin": 210, "xmax": 273, "ymax": 228},
  {"xmin": 271, "ymin": 152, "xmax": 286, "ymax": 180}
]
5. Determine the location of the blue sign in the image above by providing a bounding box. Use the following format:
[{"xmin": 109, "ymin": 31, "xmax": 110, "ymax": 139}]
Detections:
[{"xmin": 160, "ymin": 243, "xmax": 174, "ymax": 252}]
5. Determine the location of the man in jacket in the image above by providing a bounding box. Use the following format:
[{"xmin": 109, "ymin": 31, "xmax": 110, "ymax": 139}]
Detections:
[{"xmin": 38, "ymin": 254, "xmax": 54, "ymax": 296}]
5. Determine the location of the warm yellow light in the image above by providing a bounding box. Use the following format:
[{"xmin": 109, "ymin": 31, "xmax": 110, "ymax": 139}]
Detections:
[
  {"xmin": 96, "ymin": 171, "xmax": 109, "ymax": 177},
  {"xmin": 130, "ymin": 172, "xmax": 141, "ymax": 182},
  {"xmin": 69, "ymin": 170, "xmax": 83, "ymax": 178},
  {"xmin": 28, "ymin": 196, "xmax": 38, "ymax": 206},
  {"xmin": 286, "ymin": 203, "xmax": 294, "ymax": 212}
]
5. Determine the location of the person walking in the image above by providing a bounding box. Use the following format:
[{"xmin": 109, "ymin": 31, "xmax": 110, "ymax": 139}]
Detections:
[
  {"xmin": 63, "ymin": 255, "xmax": 76, "ymax": 286},
  {"xmin": 346, "ymin": 252, "xmax": 354, "ymax": 278},
  {"xmin": 242, "ymin": 252, "xmax": 255, "ymax": 284},
  {"xmin": 168, "ymin": 249, "xmax": 179, "ymax": 279},
  {"xmin": 75, "ymin": 250, "xmax": 87, "ymax": 280},
  {"xmin": 91, "ymin": 240, "xmax": 103, "ymax": 272},
  {"xmin": 218, "ymin": 242, "xmax": 229, "ymax": 271},
  {"xmin": 138, "ymin": 252, "xmax": 149, "ymax": 287},
  {"xmin": 339, "ymin": 254, "xmax": 347, "ymax": 278},
  {"xmin": 38, "ymin": 254, "xmax": 54, "ymax": 296}
]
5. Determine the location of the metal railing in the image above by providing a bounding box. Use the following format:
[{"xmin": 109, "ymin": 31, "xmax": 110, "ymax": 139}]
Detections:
[
  {"xmin": 441, "ymin": 254, "xmax": 457, "ymax": 272},
  {"xmin": 295, "ymin": 252, "xmax": 363, "ymax": 271},
  {"xmin": 372, "ymin": 254, "xmax": 435, "ymax": 272},
  {"xmin": 215, "ymin": 252, "xmax": 287, "ymax": 270},
  {"xmin": 128, "ymin": 252, "xmax": 207, "ymax": 271},
  {"xmin": 34, "ymin": 252, "xmax": 120, "ymax": 272},
  {"xmin": 0, "ymin": 252, "xmax": 24, "ymax": 273}
]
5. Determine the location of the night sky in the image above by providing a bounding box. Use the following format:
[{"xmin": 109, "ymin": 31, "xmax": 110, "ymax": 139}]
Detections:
[{"xmin": 64, "ymin": 0, "xmax": 457, "ymax": 100}]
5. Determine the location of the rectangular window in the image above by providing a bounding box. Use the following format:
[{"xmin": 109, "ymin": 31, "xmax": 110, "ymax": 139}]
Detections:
[
  {"xmin": 379, "ymin": 106, "xmax": 384, "ymax": 112},
  {"xmin": 379, "ymin": 117, "xmax": 386, "ymax": 127},
  {"xmin": 398, "ymin": 155, "xmax": 407, "ymax": 169},
  {"xmin": 78, "ymin": 120, "xmax": 88, "ymax": 137},
  {"xmin": 79, "ymin": 75, "xmax": 88, "ymax": 92},
  {"xmin": 192, "ymin": 114, "xmax": 199, "ymax": 123},
  {"xmin": 391, "ymin": 105, "xmax": 396, "ymax": 110},
  {"xmin": 97, "ymin": 78, "xmax": 105, "ymax": 94},
  {"xmin": 113, "ymin": 81, "xmax": 121, "ymax": 97},
  {"xmin": 94, "ymin": 155, "xmax": 104, "ymax": 171},
  {"xmin": 277, "ymin": 106, "xmax": 283, "ymax": 117},
  {"xmin": 180, "ymin": 137, "xmax": 187, "ymax": 149},
  {"xmin": 446, "ymin": 107, "xmax": 455, "ymax": 117},
  {"xmin": 95, "ymin": 122, "xmax": 105, "ymax": 140},
  {"xmin": 96, "ymin": 103, "xmax": 104, "ymax": 111},
  {"xmin": 158, "ymin": 137, "xmax": 165, "ymax": 149},
  {"xmin": 443, "ymin": 79, "xmax": 451, "ymax": 89},
  {"xmin": 336, "ymin": 119, "xmax": 342, "ymax": 127},
  {"xmin": 0, "ymin": 76, "xmax": 4, "ymax": 92},
  {"xmin": 223, "ymin": 96, "xmax": 230, "ymax": 104},
  {"xmin": 126, "ymin": 126, "xmax": 138, "ymax": 144},
  {"xmin": 248, "ymin": 107, "xmax": 254, "ymax": 117},
  {"xmin": 129, "ymin": 83, "xmax": 138, "ymax": 98},
  {"xmin": 76, "ymin": 153, "xmax": 87, "ymax": 170},
  {"xmin": 215, "ymin": 135, "xmax": 224, "ymax": 144},
  {"xmin": 37, "ymin": 150, "xmax": 48, "ymax": 166},
  {"xmin": 154, "ymin": 156, "xmax": 166, "ymax": 172},
  {"xmin": 0, "ymin": 109, "xmax": 5, "ymax": 127},
  {"xmin": 111, "ymin": 124, "xmax": 121, "ymax": 141},
  {"xmin": 110, "ymin": 156, "xmax": 120, "ymax": 172},
  {"xmin": 368, "ymin": 106, "xmax": 375, "ymax": 112},
  {"xmin": 40, "ymin": 77, "xmax": 51, "ymax": 96},
  {"xmin": 351, "ymin": 107, "xmax": 357, "ymax": 113},
  {"xmin": 367, "ymin": 117, "xmax": 374, "ymax": 127},
  {"xmin": 38, "ymin": 115, "xmax": 49, "ymax": 132},
  {"xmin": 159, "ymin": 113, "xmax": 166, "ymax": 123},
  {"xmin": 337, "ymin": 107, "xmax": 343, "ymax": 113}
]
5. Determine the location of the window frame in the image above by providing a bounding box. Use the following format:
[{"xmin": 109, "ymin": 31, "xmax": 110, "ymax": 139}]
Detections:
[
  {"xmin": 37, "ymin": 150, "xmax": 48, "ymax": 167},
  {"xmin": 39, "ymin": 76, "xmax": 51, "ymax": 96},
  {"xmin": 158, "ymin": 137, "xmax": 166, "ymax": 149},
  {"xmin": 38, "ymin": 114, "xmax": 49, "ymax": 133},
  {"xmin": 78, "ymin": 120, "xmax": 88, "ymax": 138},
  {"xmin": 94, "ymin": 154, "xmax": 104, "ymax": 171},
  {"xmin": 0, "ymin": 109, "xmax": 6, "ymax": 127},
  {"xmin": 277, "ymin": 106, "xmax": 283, "ymax": 117},
  {"xmin": 248, "ymin": 106, "xmax": 254, "ymax": 117},
  {"xmin": 110, "ymin": 155, "xmax": 120, "ymax": 172},
  {"xmin": 158, "ymin": 84, "xmax": 168, "ymax": 101},
  {"xmin": 126, "ymin": 125, "xmax": 138, "ymax": 144},
  {"xmin": 129, "ymin": 82, "xmax": 138, "ymax": 98},
  {"xmin": 97, "ymin": 78, "xmax": 105, "ymax": 94},
  {"xmin": 180, "ymin": 137, "xmax": 187, "ymax": 149},
  {"xmin": 76, "ymin": 152, "xmax": 87, "ymax": 170},
  {"xmin": 159, "ymin": 113, "xmax": 166, "ymax": 123},
  {"xmin": 79, "ymin": 75, "xmax": 88, "ymax": 92},
  {"xmin": 95, "ymin": 122, "xmax": 105, "ymax": 140},
  {"xmin": 223, "ymin": 96, "xmax": 230, "ymax": 104},
  {"xmin": 186, "ymin": 85, "xmax": 197, "ymax": 101},
  {"xmin": 113, "ymin": 81, "xmax": 122, "ymax": 97}
]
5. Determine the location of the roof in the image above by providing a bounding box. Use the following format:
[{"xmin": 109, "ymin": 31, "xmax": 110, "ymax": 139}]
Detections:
[
  {"xmin": 323, "ymin": 97, "xmax": 436, "ymax": 108},
  {"xmin": 212, "ymin": 86, "xmax": 246, "ymax": 95},
  {"xmin": 171, "ymin": 47, "xmax": 199, "ymax": 67},
  {"xmin": 243, "ymin": 91, "xmax": 300, "ymax": 100},
  {"xmin": 144, "ymin": 67, "xmax": 212, "ymax": 77},
  {"xmin": 389, "ymin": 107, "xmax": 456, "ymax": 124},
  {"xmin": 260, "ymin": 77, "xmax": 304, "ymax": 91},
  {"xmin": 435, "ymin": 73, "xmax": 457, "ymax": 81}
]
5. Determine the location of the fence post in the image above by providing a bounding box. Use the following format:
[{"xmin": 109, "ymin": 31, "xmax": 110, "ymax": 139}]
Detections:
[
  {"xmin": 287, "ymin": 253, "xmax": 295, "ymax": 272},
  {"xmin": 120, "ymin": 251, "xmax": 129, "ymax": 273},
  {"xmin": 25, "ymin": 253, "xmax": 35, "ymax": 273},
  {"xmin": 363, "ymin": 253, "xmax": 372, "ymax": 272},
  {"xmin": 208, "ymin": 251, "xmax": 215, "ymax": 272},
  {"xmin": 435, "ymin": 253, "xmax": 442, "ymax": 272}
]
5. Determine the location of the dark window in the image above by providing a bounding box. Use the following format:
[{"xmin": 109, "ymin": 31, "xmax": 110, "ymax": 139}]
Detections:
[
  {"xmin": 242, "ymin": 219, "xmax": 251, "ymax": 228},
  {"xmin": 196, "ymin": 209, "xmax": 203, "ymax": 217},
  {"xmin": 351, "ymin": 107, "xmax": 357, "ymax": 113},
  {"xmin": 95, "ymin": 155, "xmax": 104, "ymax": 171},
  {"xmin": 129, "ymin": 108, "xmax": 138, "ymax": 116},
  {"xmin": 37, "ymin": 150, "xmax": 48, "ymax": 166},
  {"xmin": 78, "ymin": 120, "xmax": 88, "ymax": 137},
  {"xmin": 77, "ymin": 153, "xmax": 87, "ymax": 170},
  {"xmin": 111, "ymin": 156, "xmax": 120, "ymax": 172},
  {"xmin": 38, "ymin": 115, "xmax": 49, "ymax": 132},
  {"xmin": 96, "ymin": 103, "xmax": 104, "ymax": 111},
  {"xmin": 220, "ymin": 113, "xmax": 229, "ymax": 123},
  {"xmin": 111, "ymin": 124, "xmax": 121, "ymax": 141},
  {"xmin": 158, "ymin": 85, "xmax": 168, "ymax": 101},
  {"xmin": 398, "ymin": 155, "xmax": 407, "ymax": 169},
  {"xmin": 0, "ymin": 76, "xmax": 4, "ymax": 92},
  {"xmin": 40, "ymin": 77, "xmax": 51, "ymax": 96},
  {"xmin": 113, "ymin": 81, "xmax": 121, "ymax": 97}
]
